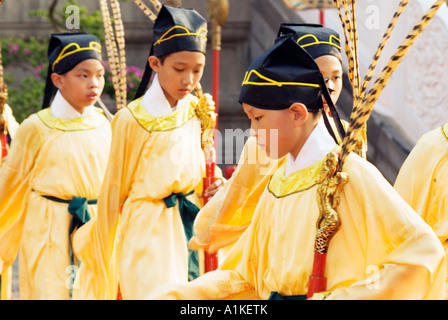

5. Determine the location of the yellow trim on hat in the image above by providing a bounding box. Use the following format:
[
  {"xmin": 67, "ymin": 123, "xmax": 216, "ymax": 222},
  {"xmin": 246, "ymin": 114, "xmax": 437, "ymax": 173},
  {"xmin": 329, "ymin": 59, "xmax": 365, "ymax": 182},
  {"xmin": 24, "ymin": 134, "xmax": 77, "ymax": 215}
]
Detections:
[
  {"xmin": 154, "ymin": 26, "xmax": 208, "ymax": 46},
  {"xmin": 296, "ymin": 34, "xmax": 341, "ymax": 50},
  {"xmin": 52, "ymin": 41, "xmax": 102, "ymax": 71},
  {"xmin": 242, "ymin": 70, "xmax": 320, "ymax": 88}
]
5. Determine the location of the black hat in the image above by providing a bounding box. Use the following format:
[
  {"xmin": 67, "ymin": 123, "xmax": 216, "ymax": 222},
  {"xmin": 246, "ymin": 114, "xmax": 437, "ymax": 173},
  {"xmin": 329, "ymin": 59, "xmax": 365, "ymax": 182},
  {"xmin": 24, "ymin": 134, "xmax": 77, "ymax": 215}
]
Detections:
[
  {"xmin": 153, "ymin": 5, "xmax": 207, "ymax": 57},
  {"xmin": 238, "ymin": 36, "xmax": 345, "ymax": 143},
  {"xmin": 42, "ymin": 32, "xmax": 103, "ymax": 109},
  {"xmin": 134, "ymin": 5, "xmax": 208, "ymax": 99},
  {"xmin": 276, "ymin": 23, "xmax": 342, "ymax": 61}
]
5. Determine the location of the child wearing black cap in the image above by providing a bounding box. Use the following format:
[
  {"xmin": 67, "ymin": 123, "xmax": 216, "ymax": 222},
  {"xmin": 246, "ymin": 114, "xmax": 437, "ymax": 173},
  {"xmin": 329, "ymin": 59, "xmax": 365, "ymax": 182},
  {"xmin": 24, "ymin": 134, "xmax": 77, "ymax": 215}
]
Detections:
[
  {"xmin": 73, "ymin": 5, "xmax": 223, "ymax": 300},
  {"xmin": 0, "ymin": 32, "xmax": 111, "ymax": 299},
  {"xmin": 150, "ymin": 36, "xmax": 445, "ymax": 300},
  {"xmin": 189, "ymin": 24, "xmax": 365, "ymax": 261}
]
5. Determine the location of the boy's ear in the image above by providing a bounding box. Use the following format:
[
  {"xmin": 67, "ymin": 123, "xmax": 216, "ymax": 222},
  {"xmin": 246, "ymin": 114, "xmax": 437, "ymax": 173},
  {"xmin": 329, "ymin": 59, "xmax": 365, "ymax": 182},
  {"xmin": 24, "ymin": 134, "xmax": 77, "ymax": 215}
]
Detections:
[
  {"xmin": 289, "ymin": 102, "xmax": 308, "ymax": 126},
  {"xmin": 148, "ymin": 56, "xmax": 160, "ymax": 72},
  {"xmin": 50, "ymin": 73, "xmax": 63, "ymax": 89}
]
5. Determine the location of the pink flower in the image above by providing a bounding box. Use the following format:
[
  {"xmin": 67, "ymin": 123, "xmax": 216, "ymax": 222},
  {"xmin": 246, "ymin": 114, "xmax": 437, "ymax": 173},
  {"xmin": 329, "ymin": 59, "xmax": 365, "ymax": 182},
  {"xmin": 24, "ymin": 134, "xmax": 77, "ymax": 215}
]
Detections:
[
  {"xmin": 32, "ymin": 65, "xmax": 43, "ymax": 77},
  {"xmin": 7, "ymin": 43, "xmax": 19, "ymax": 55}
]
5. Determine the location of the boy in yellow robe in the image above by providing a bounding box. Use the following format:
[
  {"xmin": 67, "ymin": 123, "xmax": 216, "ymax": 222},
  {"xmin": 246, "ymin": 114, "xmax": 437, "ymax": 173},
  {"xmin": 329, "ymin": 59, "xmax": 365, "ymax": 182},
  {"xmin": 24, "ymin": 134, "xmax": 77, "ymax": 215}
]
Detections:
[
  {"xmin": 394, "ymin": 123, "xmax": 448, "ymax": 297},
  {"xmin": 73, "ymin": 5, "xmax": 223, "ymax": 300},
  {"xmin": 191, "ymin": 24, "xmax": 362, "ymax": 259},
  {"xmin": 0, "ymin": 32, "xmax": 111, "ymax": 299},
  {"xmin": 149, "ymin": 36, "xmax": 446, "ymax": 300}
]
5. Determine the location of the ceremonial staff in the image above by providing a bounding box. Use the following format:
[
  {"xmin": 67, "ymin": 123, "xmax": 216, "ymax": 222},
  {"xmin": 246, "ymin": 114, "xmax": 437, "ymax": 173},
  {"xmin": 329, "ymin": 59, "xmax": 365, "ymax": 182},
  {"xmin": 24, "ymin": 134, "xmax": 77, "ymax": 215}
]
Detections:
[
  {"xmin": 307, "ymin": 0, "xmax": 447, "ymax": 298},
  {"xmin": 202, "ymin": 0, "xmax": 228, "ymax": 273},
  {"xmin": 99, "ymin": 0, "xmax": 127, "ymax": 114},
  {"xmin": 206, "ymin": 0, "xmax": 228, "ymax": 126},
  {"xmin": 0, "ymin": 42, "xmax": 12, "ymax": 301}
]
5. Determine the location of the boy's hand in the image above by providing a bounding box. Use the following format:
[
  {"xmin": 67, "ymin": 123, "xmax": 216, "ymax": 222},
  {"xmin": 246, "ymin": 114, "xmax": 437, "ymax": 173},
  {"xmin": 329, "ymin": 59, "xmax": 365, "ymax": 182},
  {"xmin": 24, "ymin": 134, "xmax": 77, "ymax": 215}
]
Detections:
[{"xmin": 202, "ymin": 178, "xmax": 223, "ymax": 200}]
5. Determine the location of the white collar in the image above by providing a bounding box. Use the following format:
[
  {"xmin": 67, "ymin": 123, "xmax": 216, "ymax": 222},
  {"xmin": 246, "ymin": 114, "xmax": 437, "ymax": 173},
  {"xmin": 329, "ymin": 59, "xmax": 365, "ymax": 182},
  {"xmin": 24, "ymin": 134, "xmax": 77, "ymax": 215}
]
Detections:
[
  {"xmin": 50, "ymin": 91, "xmax": 95, "ymax": 119},
  {"xmin": 285, "ymin": 117, "xmax": 337, "ymax": 176},
  {"xmin": 141, "ymin": 74, "xmax": 189, "ymax": 117}
]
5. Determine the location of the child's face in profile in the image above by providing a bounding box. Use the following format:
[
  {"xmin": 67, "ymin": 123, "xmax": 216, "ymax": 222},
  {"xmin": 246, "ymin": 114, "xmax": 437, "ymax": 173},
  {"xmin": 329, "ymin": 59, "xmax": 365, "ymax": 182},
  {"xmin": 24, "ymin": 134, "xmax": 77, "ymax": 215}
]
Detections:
[
  {"xmin": 150, "ymin": 51, "xmax": 205, "ymax": 107},
  {"xmin": 52, "ymin": 58, "xmax": 105, "ymax": 113},
  {"xmin": 314, "ymin": 55, "xmax": 343, "ymax": 112},
  {"xmin": 242, "ymin": 103, "xmax": 297, "ymax": 160}
]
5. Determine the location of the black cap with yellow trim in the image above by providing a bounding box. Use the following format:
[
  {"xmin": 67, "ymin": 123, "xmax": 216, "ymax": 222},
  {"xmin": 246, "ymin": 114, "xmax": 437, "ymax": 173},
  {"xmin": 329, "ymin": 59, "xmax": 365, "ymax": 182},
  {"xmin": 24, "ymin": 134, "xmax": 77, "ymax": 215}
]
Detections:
[
  {"xmin": 134, "ymin": 5, "xmax": 208, "ymax": 99},
  {"xmin": 153, "ymin": 5, "xmax": 207, "ymax": 58},
  {"xmin": 42, "ymin": 32, "xmax": 103, "ymax": 109},
  {"xmin": 276, "ymin": 23, "xmax": 342, "ymax": 62},
  {"xmin": 238, "ymin": 36, "xmax": 345, "ymax": 143}
]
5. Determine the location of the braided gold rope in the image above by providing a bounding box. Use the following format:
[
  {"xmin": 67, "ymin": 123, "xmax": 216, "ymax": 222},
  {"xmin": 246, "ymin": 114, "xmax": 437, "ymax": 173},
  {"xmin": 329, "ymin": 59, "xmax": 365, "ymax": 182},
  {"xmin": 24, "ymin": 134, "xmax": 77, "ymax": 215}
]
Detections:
[
  {"xmin": 194, "ymin": 83, "xmax": 217, "ymax": 164},
  {"xmin": 100, "ymin": 0, "xmax": 127, "ymax": 110},
  {"xmin": 133, "ymin": 0, "xmax": 160, "ymax": 22},
  {"xmin": 314, "ymin": 0, "xmax": 446, "ymax": 254},
  {"xmin": 111, "ymin": 0, "xmax": 127, "ymax": 109}
]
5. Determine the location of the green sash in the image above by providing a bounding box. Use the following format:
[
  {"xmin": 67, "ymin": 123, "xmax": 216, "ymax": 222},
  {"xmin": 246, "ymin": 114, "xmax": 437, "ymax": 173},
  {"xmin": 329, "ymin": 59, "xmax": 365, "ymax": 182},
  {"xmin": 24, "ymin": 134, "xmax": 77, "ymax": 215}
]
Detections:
[
  {"xmin": 42, "ymin": 195, "xmax": 96, "ymax": 298},
  {"xmin": 268, "ymin": 292, "xmax": 307, "ymax": 300},
  {"xmin": 163, "ymin": 191, "xmax": 200, "ymax": 281}
]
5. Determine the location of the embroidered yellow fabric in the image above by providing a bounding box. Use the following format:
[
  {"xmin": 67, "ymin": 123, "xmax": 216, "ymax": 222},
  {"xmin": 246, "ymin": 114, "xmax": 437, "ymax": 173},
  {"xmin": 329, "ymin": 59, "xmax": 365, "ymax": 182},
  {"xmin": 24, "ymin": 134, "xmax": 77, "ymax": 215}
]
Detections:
[
  {"xmin": 37, "ymin": 107, "xmax": 107, "ymax": 131},
  {"xmin": 441, "ymin": 123, "xmax": 448, "ymax": 143},
  {"xmin": 268, "ymin": 157, "xmax": 326, "ymax": 198},
  {"xmin": 154, "ymin": 26, "xmax": 208, "ymax": 46},
  {"xmin": 52, "ymin": 41, "xmax": 102, "ymax": 71},
  {"xmin": 127, "ymin": 96, "xmax": 197, "ymax": 132}
]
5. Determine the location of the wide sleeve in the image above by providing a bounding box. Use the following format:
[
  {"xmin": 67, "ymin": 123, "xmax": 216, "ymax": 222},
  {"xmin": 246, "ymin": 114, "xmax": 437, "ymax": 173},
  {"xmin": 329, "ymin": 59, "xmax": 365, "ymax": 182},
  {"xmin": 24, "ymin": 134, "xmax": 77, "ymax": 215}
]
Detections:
[
  {"xmin": 150, "ymin": 223, "xmax": 259, "ymax": 300},
  {"xmin": 328, "ymin": 155, "xmax": 446, "ymax": 300},
  {"xmin": 5, "ymin": 104, "xmax": 20, "ymax": 139},
  {"xmin": 73, "ymin": 109, "xmax": 147, "ymax": 299},
  {"xmin": 190, "ymin": 137, "xmax": 282, "ymax": 252},
  {"xmin": 0, "ymin": 116, "xmax": 44, "ymax": 272},
  {"xmin": 394, "ymin": 130, "xmax": 448, "ymax": 244}
]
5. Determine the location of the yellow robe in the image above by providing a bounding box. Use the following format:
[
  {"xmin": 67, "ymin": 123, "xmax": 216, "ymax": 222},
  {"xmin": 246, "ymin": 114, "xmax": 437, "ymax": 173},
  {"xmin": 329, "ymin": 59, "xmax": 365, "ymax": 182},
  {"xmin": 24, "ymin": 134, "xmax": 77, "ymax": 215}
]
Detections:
[
  {"xmin": 395, "ymin": 123, "xmax": 448, "ymax": 296},
  {"xmin": 190, "ymin": 117, "xmax": 362, "ymax": 255},
  {"xmin": 0, "ymin": 104, "xmax": 20, "ymax": 300},
  {"xmin": 74, "ymin": 95, "xmax": 221, "ymax": 300},
  {"xmin": 151, "ymin": 151, "xmax": 446, "ymax": 300},
  {"xmin": 190, "ymin": 136, "xmax": 285, "ymax": 253},
  {"xmin": 0, "ymin": 107, "xmax": 111, "ymax": 299}
]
